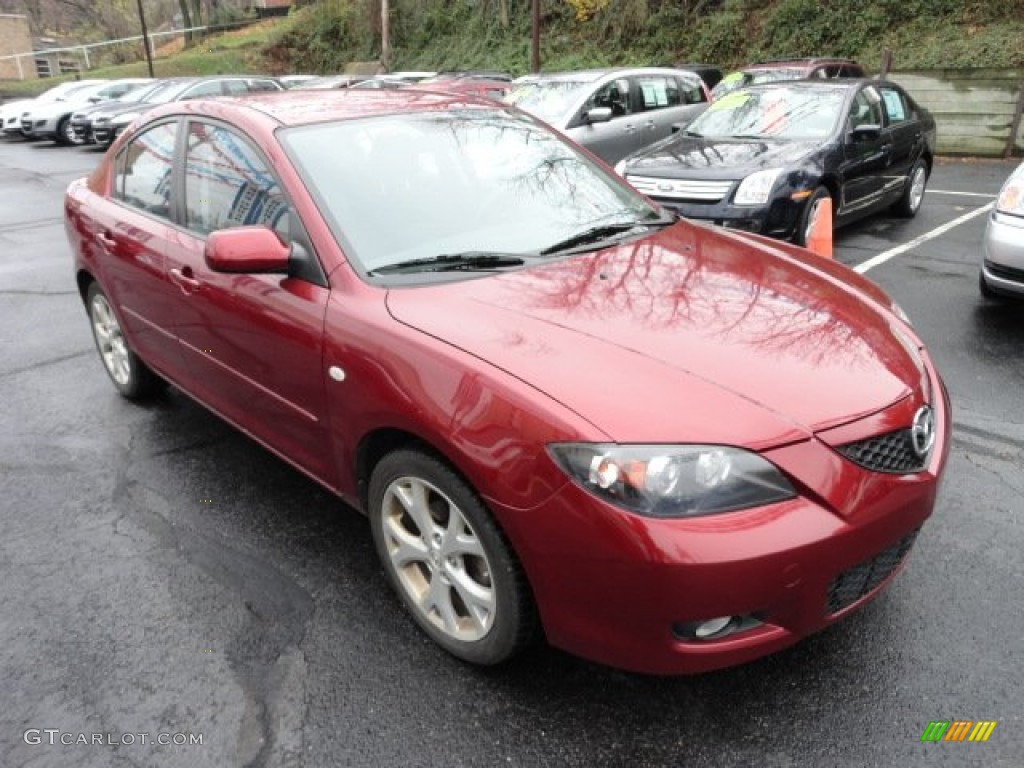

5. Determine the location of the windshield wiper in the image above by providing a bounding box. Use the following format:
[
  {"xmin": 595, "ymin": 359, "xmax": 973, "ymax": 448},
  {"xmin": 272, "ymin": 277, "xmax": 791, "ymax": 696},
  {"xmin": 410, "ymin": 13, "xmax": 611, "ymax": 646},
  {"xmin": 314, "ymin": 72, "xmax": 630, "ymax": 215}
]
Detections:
[
  {"xmin": 369, "ymin": 251, "xmax": 526, "ymax": 275},
  {"xmin": 539, "ymin": 216, "xmax": 676, "ymax": 256}
]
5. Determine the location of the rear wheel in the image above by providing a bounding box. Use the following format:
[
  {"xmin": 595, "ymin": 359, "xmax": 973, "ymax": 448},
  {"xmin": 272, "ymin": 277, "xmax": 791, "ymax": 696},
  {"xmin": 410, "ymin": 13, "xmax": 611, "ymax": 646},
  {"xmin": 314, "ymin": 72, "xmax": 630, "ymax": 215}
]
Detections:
[
  {"xmin": 893, "ymin": 159, "xmax": 928, "ymax": 218},
  {"xmin": 368, "ymin": 448, "xmax": 536, "ymax": 665},
  {"xmin": 86, "ymin": 282, "xmax": 165, "ymax": 399}
]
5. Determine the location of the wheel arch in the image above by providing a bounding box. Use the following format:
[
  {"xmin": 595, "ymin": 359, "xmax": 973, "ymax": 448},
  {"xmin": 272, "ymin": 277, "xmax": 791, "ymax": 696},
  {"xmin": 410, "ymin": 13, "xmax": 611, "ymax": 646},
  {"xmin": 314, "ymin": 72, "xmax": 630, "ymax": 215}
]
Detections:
[{"xmin": 76, "ymin": 269, "xmax": 96, "ymax": 306}]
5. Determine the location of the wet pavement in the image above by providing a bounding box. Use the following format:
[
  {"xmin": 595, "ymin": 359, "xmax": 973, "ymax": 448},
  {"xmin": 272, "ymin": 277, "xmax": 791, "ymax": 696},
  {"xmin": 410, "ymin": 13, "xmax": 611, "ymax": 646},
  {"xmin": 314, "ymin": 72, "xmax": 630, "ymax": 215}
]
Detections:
[{"xmin": 1, "ymin": 138, "xmax": 1021, "ymax": 767}]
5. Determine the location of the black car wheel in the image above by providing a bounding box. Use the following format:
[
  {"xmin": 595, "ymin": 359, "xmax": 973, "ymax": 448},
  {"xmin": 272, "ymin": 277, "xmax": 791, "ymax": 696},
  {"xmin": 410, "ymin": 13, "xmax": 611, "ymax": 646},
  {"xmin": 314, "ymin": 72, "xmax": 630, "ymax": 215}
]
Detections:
[
  {"xmin": 796, "ymin": 186, "xmax": 832, "ymax": 247},
  {"xmin": 893, "ymin": 159, "xmax": 928, "ymax": 218},
  {"xmin": 368, "ymin": 448, "xmax": 536, "ymax": 665},
  {"xmin": 56, "ymin": 116, "xmax": 79, "ymax": 146}
]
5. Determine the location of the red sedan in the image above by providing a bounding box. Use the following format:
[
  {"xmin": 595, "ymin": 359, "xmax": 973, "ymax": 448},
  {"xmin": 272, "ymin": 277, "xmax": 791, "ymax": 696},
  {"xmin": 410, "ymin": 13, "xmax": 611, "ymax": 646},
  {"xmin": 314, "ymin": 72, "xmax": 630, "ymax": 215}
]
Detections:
[{"xmin": 64, "ymin": 90, "xmax": 950, "ymax": 675}]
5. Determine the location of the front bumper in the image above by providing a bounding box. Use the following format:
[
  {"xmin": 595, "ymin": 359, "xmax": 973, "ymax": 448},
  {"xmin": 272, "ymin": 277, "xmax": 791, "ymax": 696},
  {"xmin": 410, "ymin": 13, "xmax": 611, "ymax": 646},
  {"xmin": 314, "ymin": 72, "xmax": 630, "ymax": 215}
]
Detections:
[
  {"xmin": 20, "ymin": 115, "xmax": 59, "ymax": 139},
  {"xmin": 981, "ymin": 210, "xmax": 1024, "ymax": 298},
  {"xmin": 632, "ymin": 183, "xmax": 807, "ymax": 240},
  {"xmin": 495, "ymin": 370, "xmax": 951, "ymax": 675},
  {"xmin": 70, "ymin": 115, "xmax": 94, "ymax": 143}
]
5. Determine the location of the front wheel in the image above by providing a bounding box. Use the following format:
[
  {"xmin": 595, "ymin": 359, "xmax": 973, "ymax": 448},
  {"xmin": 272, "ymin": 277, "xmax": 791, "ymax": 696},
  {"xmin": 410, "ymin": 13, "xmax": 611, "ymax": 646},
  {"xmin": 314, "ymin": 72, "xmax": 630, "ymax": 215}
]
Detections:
[
  {"xmin": 893, "ymin": 159, "xmax": 928, "ymax": 218},
  {"xmin": 86, "ymin": 282, "xmax": 165, "ymax": 399},
  {"xmin": 796, "ymin": 186, "xmax": 832, "ymax": 247},
  {"xmin": 368, "ymin": 448, "xmax": 536, "ymax": 665},
  {"xmin": 56, "ymin": 116, "xmax": 79, "ymax": 146}
]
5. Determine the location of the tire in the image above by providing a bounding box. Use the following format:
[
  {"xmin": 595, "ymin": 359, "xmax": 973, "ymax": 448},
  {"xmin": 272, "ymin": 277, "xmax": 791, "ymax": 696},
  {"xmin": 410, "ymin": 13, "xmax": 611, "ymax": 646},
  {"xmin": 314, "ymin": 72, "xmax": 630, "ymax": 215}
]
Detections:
[
  {"xmin": 795, "ymin": 185, "xmax": 831, "ymax": 247},
  {"xmin": 892, "ymin": 159, "xmax": 928, "ymax": 218},
  {"xmin": 86, "ymin": 282, "xmax": 165, "ymax": 399},
  {"xmin": 368, "ymin": 448, "xmax": 536, "ymax": 666},
  {"xmin": 55, "ymin": 116, "xmax": 75, "ymax": 146}
]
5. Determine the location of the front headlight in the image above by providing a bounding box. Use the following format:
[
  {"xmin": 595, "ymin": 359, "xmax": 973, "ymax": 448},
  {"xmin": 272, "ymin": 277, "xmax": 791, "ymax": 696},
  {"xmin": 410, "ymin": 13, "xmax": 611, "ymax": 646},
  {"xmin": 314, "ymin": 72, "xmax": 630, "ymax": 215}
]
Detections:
[
  {"xmin": 995, "ymin": 171, "xmax": 1024, "ymax": 216},
  {"xmin": 547, "ymin": 443, "xmax": 795, "ymax": 518},
  {"xmin": 112, "ymin": 112, "xmax": 140, "ymax": 126},
  {"xmin": 734, "ymin": 168, "xmax": 782, "ymax": 206},
  {"xmin": 613, "ymin": 159, "xmax": 628, "ymax": 176}
]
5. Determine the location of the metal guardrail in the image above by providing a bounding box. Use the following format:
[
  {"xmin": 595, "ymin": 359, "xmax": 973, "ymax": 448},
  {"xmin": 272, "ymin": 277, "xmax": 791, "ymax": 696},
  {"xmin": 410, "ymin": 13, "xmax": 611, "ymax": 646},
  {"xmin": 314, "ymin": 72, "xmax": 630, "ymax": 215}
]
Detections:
[{"xmin": 0, "ymin": 20, "xmax": 255, "ymax": 80}]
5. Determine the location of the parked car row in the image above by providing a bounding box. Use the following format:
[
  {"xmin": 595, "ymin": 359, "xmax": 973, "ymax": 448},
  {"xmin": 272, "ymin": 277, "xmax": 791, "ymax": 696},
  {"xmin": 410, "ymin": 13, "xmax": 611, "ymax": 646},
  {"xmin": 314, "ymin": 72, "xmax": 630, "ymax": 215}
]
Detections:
[
  {"xmin": 2, "ymin": 57, "xmax": 954, "ymax": 256},
  {"xmin": 1, "ymin": 75, "xmax": 284, "ymax": 148}
]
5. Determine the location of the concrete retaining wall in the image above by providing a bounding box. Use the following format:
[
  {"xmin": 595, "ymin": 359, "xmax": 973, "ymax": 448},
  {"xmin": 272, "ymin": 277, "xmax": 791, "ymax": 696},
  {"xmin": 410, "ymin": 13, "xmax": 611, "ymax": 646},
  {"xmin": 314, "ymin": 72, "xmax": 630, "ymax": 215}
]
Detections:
[{"xmin": 889, "ymin": 69, "xmax": 1023, "ymax": 157}]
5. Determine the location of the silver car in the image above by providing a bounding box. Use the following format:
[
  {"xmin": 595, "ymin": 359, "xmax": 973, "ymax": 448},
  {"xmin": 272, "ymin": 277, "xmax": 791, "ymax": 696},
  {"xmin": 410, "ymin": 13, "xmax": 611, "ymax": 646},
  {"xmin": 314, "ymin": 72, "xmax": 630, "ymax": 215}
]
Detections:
[
  {"xmin": 507, "ymin": 68, "xmax": 709, "ymax": 165},
  {"xmin": 980, "ymin": 161, "xmax": 1024, "ymax": 300}
]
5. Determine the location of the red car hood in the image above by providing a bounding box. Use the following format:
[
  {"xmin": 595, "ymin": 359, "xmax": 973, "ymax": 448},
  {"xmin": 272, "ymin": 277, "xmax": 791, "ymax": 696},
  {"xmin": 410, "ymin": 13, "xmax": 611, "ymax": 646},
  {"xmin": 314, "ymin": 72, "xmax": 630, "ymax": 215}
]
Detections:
[{"xmin": 385, "ymin": 223, "xmax": 923, "ymax": 448}]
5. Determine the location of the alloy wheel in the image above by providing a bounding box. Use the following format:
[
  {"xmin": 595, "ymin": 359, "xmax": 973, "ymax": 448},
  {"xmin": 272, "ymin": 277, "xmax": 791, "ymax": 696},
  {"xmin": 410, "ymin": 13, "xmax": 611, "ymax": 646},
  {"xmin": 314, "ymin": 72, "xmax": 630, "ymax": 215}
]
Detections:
[
  {"xmin": 379, "ymin": 475, "xmax": 496, "ymax": 642},
  {"xmin": 90, "ymin": 293, "xmax": 131, "ymax": 386}
]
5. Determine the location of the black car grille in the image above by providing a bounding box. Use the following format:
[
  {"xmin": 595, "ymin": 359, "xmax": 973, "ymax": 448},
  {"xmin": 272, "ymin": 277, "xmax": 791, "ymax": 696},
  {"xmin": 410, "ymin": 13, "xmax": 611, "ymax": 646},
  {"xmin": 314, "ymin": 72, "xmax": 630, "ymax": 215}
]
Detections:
[
  {"xmin": 984, "ymin": 259, "xmax": 1024, "ymax": 284},
  {"xmin": 826, "ymin": 528, "xmax": 919, "ymax": 615},
  {"xmin": 836, "ymin": 428, "xmax": 926, "ymax": 474}
]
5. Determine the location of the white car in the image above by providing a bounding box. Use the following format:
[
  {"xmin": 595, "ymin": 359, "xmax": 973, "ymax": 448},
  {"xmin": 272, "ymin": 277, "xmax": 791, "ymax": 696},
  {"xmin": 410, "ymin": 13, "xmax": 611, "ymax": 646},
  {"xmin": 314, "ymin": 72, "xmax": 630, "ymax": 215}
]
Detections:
[
  {"xmin": 21, "ymin": 79, "xmax": 151, "ymax": 145},
  {"xmin": 1, "ymin": 80, "xmax": 104, "ymax": 137},
  {"xmin": 980, "ymin": 160, "xmax": 1024, "ymax": 300}
]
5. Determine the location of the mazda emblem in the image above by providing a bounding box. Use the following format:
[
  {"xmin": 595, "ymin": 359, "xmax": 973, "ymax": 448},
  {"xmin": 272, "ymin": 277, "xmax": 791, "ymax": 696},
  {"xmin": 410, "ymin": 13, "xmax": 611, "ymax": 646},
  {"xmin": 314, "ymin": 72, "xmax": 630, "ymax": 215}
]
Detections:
[{"xmin": 910, "ymin": 405, "xmax": 935, "ymax": 459}]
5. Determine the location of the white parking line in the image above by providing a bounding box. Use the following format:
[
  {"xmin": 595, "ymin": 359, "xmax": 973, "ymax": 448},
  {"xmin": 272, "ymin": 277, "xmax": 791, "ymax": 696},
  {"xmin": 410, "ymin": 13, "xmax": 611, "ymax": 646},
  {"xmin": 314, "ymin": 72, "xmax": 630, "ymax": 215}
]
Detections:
[
  {"xmin": 854, "ymin": 202, "xmax": 995, "ymax": 274},
  {"xmin": 928, "ymin": 189, "xmax": 997, "ymax": 198}
]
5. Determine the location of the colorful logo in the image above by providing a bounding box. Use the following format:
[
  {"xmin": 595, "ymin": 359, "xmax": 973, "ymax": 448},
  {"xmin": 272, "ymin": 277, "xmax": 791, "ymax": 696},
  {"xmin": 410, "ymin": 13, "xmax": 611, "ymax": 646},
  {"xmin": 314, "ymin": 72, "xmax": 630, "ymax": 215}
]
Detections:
[{"xmin": 921, "ymin": 721, "xmax": 997, "ymax": 742}]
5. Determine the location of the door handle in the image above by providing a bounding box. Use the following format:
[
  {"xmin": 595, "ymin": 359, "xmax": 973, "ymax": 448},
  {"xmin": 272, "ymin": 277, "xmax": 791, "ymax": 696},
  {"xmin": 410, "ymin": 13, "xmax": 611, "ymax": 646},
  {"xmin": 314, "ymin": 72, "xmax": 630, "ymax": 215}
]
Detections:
[
  {"xmin": 645, "ymin": 120, "xmax": 656, "ymax": 129},
  {"xmin": 94, "ymin": 231, "xmax": 116, "ymax": 250},
  {"xmin": 169, "ymin": 267, "xmax": 201, "ymax": 294},
  {"xmin": 624, "ymin": 124, "xmax": 636, "ymax": 134}
]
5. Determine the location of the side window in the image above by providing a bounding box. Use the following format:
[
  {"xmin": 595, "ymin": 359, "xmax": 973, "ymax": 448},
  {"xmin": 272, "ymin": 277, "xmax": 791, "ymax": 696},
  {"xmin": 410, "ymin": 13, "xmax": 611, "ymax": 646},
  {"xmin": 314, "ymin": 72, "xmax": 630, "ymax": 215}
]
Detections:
[
  {"xmin": 584, "ymin": 78, "xmax": 632, "ymax": 117},
  {"xmin": 849, "ymin": 89, "xmax": 883, "ymax": 130},
  {"xmin": 181, "ymin": 81, "xmax": 225, "ymax": 100},
  {"xmin": 879, "ymin": 87, "xmax": 909, "ymax": 124},
  {"xmin": 221, "ymin": 79, "xmax": 250, "ymax": 96},
  {"xmin": 113, "ymin": 121, "xmax": 177, "ymax": 219},
  {"xmin": 183, "ymin": 121, "xmax": 290, "ymax": 240},
  {"xmin": 676, "ymin": 77, "xmax": 706, "ymax": 104},
  {"xmin": 633, "ymin": 75, "xmax": 682, "ymax": 111},
  {"xmin": 246, "ymin": 79, "xmax": 282, "ymax": 93}
]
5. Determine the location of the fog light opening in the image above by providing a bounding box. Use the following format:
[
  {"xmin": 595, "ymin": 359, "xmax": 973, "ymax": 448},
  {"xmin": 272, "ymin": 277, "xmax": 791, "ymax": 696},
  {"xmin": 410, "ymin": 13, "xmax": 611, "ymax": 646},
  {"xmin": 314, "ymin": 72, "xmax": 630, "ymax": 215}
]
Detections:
[
  {"xmin": 695, "ymin": 616, "xmax": 735, "ymax": 639},
  {"xmin": 673, "ymin": 613, "xmax": 763, "ymax": 642}
]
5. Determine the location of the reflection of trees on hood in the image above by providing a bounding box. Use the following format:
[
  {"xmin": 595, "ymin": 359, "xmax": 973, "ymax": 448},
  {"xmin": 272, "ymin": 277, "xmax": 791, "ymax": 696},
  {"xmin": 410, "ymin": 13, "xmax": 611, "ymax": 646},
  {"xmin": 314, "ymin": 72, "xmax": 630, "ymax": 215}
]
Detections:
[{"xmin": 518, "ymin": 230, "xmax": 906, "ymax": 374}]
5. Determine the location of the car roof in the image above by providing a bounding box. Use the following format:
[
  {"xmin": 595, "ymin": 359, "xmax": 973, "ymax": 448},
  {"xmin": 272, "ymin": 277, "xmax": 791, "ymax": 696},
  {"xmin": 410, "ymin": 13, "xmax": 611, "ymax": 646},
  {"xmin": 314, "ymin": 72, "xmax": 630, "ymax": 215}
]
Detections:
[
  {"xmin": 744, "ymin": 58, "xmax": 862, "ymax": 71},
  {"xmin": 515, "ymin": 67, "xmax": 702, "ymax": 84},
  {"xmin": 176, "ymin": 89, "xmax": 506, "ymax": 128}
]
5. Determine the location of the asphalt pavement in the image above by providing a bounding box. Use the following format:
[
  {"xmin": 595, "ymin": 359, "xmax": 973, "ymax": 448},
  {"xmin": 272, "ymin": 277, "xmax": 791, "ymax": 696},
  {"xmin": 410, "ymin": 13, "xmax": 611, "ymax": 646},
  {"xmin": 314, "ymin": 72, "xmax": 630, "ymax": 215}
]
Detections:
[{"xmin": 1, "ymin": 138, "xmax": 1021, "ymax": 768}]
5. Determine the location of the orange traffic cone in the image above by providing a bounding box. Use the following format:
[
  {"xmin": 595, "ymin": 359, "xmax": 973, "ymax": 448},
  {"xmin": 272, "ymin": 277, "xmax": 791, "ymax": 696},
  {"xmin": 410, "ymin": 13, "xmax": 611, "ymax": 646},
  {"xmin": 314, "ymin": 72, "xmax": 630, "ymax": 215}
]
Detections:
[{"xmin": 805, "ymin": 197, "xmax": 833, "ymax": 260}]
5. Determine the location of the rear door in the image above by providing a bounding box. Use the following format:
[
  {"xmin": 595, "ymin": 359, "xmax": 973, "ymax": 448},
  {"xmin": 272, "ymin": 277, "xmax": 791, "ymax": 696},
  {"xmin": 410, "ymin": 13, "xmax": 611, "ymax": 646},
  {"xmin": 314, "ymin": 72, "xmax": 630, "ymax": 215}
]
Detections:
[
  {"xmin": 163, "ymin": 119, "xmax": 336, "ymax": 483},
  {"xmin": 875, "ymin": 84, "xmax": 918, "ymax": 199},
  {"xmin": 92, "ymin": 119, "xmax": 186, "ymax": 378},
  {"xmin": 629, "ymin": 73, "xmax": 708, "ymax": 148}
]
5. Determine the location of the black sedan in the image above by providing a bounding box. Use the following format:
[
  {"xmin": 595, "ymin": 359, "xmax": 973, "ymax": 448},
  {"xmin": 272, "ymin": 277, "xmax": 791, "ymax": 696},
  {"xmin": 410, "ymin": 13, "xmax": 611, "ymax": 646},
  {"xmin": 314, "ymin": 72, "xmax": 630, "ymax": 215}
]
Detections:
[{"xmin": 615, "ymin": 79, "xmax": 936, "ymax": 245}]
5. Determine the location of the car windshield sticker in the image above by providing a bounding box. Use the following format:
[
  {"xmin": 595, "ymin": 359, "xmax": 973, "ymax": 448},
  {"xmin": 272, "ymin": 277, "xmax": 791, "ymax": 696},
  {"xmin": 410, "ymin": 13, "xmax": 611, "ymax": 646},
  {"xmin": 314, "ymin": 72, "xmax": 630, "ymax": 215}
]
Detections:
[
  {"xmin": 881, "ymin": 90, "xmax": 906, "ymax": 121},
  {"xmin": 709, "ymin": 90, "xmax": 750, "ymax": 112}
]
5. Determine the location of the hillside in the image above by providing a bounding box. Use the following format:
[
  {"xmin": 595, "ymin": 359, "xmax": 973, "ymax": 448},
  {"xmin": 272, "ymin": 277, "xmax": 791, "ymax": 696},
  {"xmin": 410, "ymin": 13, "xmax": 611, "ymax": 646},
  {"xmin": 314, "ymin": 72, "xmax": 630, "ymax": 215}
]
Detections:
[{"xmin": 266, "ymin": 0, "xmax": 1024, "ymax": 75}]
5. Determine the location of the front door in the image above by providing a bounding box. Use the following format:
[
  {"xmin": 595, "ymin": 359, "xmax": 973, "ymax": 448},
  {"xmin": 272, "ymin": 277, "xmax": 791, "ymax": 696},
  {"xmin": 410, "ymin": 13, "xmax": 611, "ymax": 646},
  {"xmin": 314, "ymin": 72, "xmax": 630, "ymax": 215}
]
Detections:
[
  {"xmin": 839, "ymin": 87, "xmax": 888, "ymax": 216},
  {"xmin": 165, "ymin": 119, "xmax": 336, "ymax": 484}
]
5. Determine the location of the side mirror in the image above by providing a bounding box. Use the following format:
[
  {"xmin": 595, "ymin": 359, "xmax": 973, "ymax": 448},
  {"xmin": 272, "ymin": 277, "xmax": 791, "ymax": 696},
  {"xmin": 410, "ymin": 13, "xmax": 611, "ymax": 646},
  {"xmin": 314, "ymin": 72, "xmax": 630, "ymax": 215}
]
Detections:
[
  {"xmin": 205, "ymin": 226, "xmax": 289, "ymax": 273},
  {"xmin": 585, "ymin": 107, "xmax": 613, "ymax": 124},
  {"xmin": 849, "ymin": 124, "xmax": 881, "ymax": 141}
]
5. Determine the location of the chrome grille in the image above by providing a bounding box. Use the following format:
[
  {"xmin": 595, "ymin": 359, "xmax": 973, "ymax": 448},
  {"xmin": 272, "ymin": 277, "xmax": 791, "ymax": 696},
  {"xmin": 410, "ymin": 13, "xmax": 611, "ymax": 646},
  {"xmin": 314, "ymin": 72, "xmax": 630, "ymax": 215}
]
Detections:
[
  {"xmin": 836, "ymin": 428, "xmax": 926, "ymax": 474},
  {"xmin": 826, "ymin": 528, "xmax": 919, "ymax": 615},
  {"xmin": 626, "ymin": 175, "xmax": 734, "ymax": 202}
]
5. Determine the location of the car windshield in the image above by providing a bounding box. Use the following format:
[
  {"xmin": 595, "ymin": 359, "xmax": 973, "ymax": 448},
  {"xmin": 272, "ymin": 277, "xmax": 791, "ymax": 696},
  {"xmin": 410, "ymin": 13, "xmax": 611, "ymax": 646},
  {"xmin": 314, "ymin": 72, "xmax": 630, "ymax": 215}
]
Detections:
[
  {"xmin": 687, "ymin": 86, "xmax": 845, "ymax": 140},
  {"xmin": 711, "ymin": 69, "xmax": 803, "ymax": 99},
  {"xmin": 117, "ymin": 82, "xmax": 160, "ymax": 104},
  {"xmin": 281, "ymin": 109, "xmax": 659, "ymax": 275},
  {"xmin": 505, "ymin": 80, "xmax": 590, "ymax": 123},
  {"xmin": 144, "ymin": 80, "xmax": 195, "ymax": 105}
]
